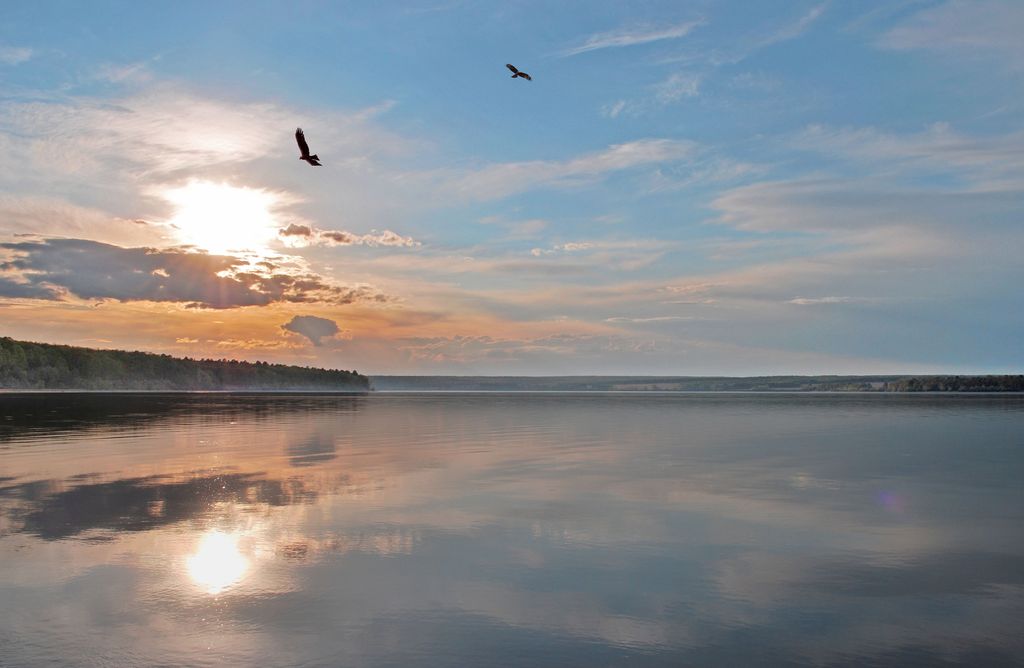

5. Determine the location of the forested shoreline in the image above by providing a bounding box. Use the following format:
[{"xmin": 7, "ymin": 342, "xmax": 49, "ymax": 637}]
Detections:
[{"xmin": 0, "ymin": 337, "xmax": 368, "ymax": 391}]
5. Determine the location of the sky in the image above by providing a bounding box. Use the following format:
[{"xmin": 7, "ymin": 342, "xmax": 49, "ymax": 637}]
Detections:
[{"xmin": 1, "ymin": 0, "xmax": 1022, "ymax": 375}]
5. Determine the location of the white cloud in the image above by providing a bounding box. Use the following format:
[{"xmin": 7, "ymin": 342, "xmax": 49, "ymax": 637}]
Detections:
[
  {"xmin": 761, "ymin": 3, "xmax": 828, "ymax": 47},
  {"xmin": 561, "ymin": 20, "xmax": 705, "ymax": 57},
  {"xmin": 880, "ymin": 0, "xmax": 1024, "ymax": 69},
  {"xmin": 558, "ymin": 242, "xmax": 596, "ymax": 252},
  {"xmin": 0, "ymin": 85, "xmax": 415, "ymax": 189},
  {"xmin": 711, "ymin": 178, "xmax": 1021, "ymax": 240},
  {"xmin": 0, "ymin": 46, "xmax": 32, "ymax": 65},
  {"xmin": 795, "ymin": 123, "xmax": 1024, "ymax": 188},
  {"xmin": 604, "ymin": 315, "xmax": 701, "ymax": 323},
  {"xmin": 709, "ymin": 3, "xmax": 828, "ymax": 66},
  {"xmin": 443, "ymin": 139, "xmax": 696, "ymax": 201},
  {"xmin": 95, "ymin": 61, "xmax": 154, "ymax": 84},
  {"xmin": 601, "ymin": 72, "xmax": 702, "ymax": 118},
  {"xmin": 602, "ymin": 100, "xmax": 628, "ymax": 119},
  {"xmin": 787, "ymin": 296, "xmax": 863, "ymax": 305},
  {"xmin": 478, "ymin": 217, "xmax": 548, "ymax": 239},
  {"xmin": 654, "ymin": 72, "xmax": 702, "ymax": 103},
  {"xmin": 0, "ymin": 195, "xmax": 166, "ymax": 246}
]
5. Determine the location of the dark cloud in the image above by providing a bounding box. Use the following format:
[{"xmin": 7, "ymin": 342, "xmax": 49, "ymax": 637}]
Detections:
[
  {"xmin": 279, "ymin": 223, "xmax": 313, "ymax": 237},
  {"xmin": 0, "ymin": 238, "xmax": 390, "ymax": 309},
  {"xmin": 320, "ymin": 230, "xmax": 356, "ymax": 244},
  {"xmin": 282, "ymin": 315, "xmax": 341, "ymax": 346},
  {"xmin": 280, "ymin": 225, "xmax": 419, "ymax": 248},
  {"xmin": 0, "ymin": 275, "xmax": 62, "ymax": 300},
  {"xmin": 4, "ymin": 472, "xmax": 320, "ymax": 540}
]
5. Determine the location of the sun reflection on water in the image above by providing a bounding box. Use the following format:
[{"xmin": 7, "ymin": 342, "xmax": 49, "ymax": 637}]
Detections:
[{"xmin": 187, "ymin": 530, "xmax": 249, "ymax": 594}]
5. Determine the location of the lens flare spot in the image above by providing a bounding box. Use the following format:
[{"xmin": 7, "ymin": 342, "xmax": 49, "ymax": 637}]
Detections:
[{"xmin": 876, "ymin": 490, "xmax": 906, "ymax": 514}]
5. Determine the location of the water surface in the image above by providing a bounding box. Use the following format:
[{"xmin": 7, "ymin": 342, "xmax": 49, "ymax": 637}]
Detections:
[{"xmin": 2, "ymin": 393, "xmax": 1023, "ymax": 666}]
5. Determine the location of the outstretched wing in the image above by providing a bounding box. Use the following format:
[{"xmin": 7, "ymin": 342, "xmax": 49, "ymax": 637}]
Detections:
[
  {"xmin": 519, "ymin": 72, "xmax": 532, "ymax": 81},
  {"xmin": 295, "ymin": 128, "xmax": 311, "ymax": 158},
  {"xmin": 506, "ymin": 63, "xmax": 519, "ymax": 74}
]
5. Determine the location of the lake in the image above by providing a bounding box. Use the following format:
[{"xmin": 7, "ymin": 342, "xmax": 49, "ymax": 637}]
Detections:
[{"xmin": 1, "ymin": 392, "xmax": 1023, "ymax": 666}]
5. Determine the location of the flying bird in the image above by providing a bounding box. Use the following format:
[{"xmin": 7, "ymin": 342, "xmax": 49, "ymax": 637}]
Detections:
[
  {"xmin": 295, "ymin": 128, "xmax": 322, "ymax": 166},
  {"xmin": 506, "ymin": 63, "xmax": 532, "ymax": 81}
]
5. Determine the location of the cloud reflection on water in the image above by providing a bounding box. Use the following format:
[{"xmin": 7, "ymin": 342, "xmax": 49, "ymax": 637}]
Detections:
[{"xmin": 1, "ymin": 393, "xmax": 1023, "ymax": 665}]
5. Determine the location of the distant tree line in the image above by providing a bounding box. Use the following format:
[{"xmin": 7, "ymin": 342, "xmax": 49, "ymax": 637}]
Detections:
[
  {"xmin": 881, "ymin": 376, "xmax": 1024, "ymax": 392},
  {"xmin": 371, "ymin": 375, "xmax": 1024, "ymax": 392},
  {"xmin": 0, "ymin": 337, "xmax": 369, "ymax": 391}
]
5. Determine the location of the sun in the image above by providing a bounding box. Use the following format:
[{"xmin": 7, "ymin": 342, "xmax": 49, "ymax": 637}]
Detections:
[{"xmin": 163, "ymin": 181, "xmax": 284, "ymax": 254}]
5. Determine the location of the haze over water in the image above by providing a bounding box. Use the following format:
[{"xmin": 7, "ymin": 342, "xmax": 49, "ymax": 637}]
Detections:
[{"xmin": 2, "ymin": 392, "xmax": 1024, "ymax": 666}]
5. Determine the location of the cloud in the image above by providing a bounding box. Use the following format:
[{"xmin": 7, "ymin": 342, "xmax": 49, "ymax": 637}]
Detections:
[
  {"xmin": 0, "ymin": 85, "xmax": 415, "ymax": 189},
  {"xmin": 787, "ymin": 296, "xmax": 862, "ymax": 305},
  {"xmin": 477, "ymin": 217, "xmax": 549, "ymax": 239},
  {"xmin": 605, "ymin": 73, "xmax": 703, "ymax": 118},
  {"xmin": 711, "ymin": 178, "xmax": 1022, "ymax": 238},
  {"xmin": 0, "ymin": 195, "xmax": 166, "ymax": 246},
  {"xmin": 561, "ymin": 20, "xmax": 705, "ymax": 57},
  {"xmin": 655, "ymin": 73, "xmax": 702, "ymax": 103},
  {"xmin": 95, "ymin": 61, "xmax": 153, "ymax": 84},
  {"xmin": 0, "ymin": 275, "xmax": 62, "ymax": 300},
  {"xmin": 524, "ymin": 240, "xmax": 668, "ymax": 273},
  {"xmin": 531, "ymin": 242, "xmax": 596, "ymax": 256},
  {"xmin": 557, "ymin": 242, "xmax": 595, "ymax": 252},
  {"xmin": 664, "ymin": 282, "xmax": 718, "ymax": 295},
  {"xmin": 700, "ymin": 3, "xmax": 828, "ymax": 67},
  {"xmin": 320, "ymin": 229, "xmax": 419, "ymax": 247},
  {"xmin": 760, "ymin": 3, "xmax": 828, "ymax": 47},
  {"xmin": 599, "ymin": 5, "xmax": 825, "ymax": 120},
  {"xmin": 211, "ymin": 337, "xmax": 306, "ymax": 351},
  {"xmin": 279, "ymin": 224, "xmax": 314, "ymax": 238},
  {"xmin": 0, "ymin": 46, "xmax": 32, "ymax": 65},
  {"xmin": 397, "ymin": 333, "xmax": 660, "ymax": 367},
  {"xmin": 445, "ymin": 139, "xmax": 696, "ymax": 201},
  {"xmin": 603, "ymin": 100, "xmax": 629, "ymax": 119},
  {"xmin": 604, "ymin": 316, "xmax": 701, "ymax": 323},
  {"xmin": 281, "ymin": 315, "xmax": 342, "ymax": 346},
  {"xmin": 1, "ymin": 89, "xmax": 281, "ymax": 177},
  {"xmin": 794, "ymin": 123, "xmax": 1024, "ymax": 188},
  {"xmin": 0, "ymin": 238, "xmax": 392, "ymax": 309},
  {"xmin": 279, "ymin": 225, "xmax": 419, "ymax": 248},
  {"xmin": 880, "ymin": 0, "xmax": 1024, "ymax": 69}
]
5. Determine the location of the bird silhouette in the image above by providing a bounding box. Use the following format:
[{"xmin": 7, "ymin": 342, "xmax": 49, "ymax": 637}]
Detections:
[
  {"xmin": 295, "ymin": 128, "xmax": 322, "ymax": 166},
  {"xmin": 506, "ymin": 63, "xmax": 532, "ymax": 81}
]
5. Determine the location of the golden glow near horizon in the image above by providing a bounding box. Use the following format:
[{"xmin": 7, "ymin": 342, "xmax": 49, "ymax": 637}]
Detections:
[
  {"xmin": 164, "ymin": 181, "xmax": 282, "ymax": 254},
  {"xmin": 186, "ymin": 530, "xmax": 249, "ymax": 594}
]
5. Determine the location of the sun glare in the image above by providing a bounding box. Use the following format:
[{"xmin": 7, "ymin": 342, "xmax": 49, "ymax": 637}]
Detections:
[
  {"xmin": 187, "ymin": 530, "xmax": 249, "ymax": 594},
  {"xmin": 164, "ymin": 181, "xmax": 282, "ymax": 254}
]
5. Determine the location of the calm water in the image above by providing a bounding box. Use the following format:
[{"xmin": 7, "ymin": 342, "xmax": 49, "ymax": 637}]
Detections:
[{"xmin": 1, "ymin": 393, "xmax": 1024, "ymax": 667}]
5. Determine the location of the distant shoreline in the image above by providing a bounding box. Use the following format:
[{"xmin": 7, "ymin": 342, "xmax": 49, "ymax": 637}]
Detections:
[
  {"xmin": 369, "ymin": 375, "xmax": 1024, "ymax": 393},
  {"xmin": 2, "ymin": 389, "xmax": 1023, "ymax": 398}
]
